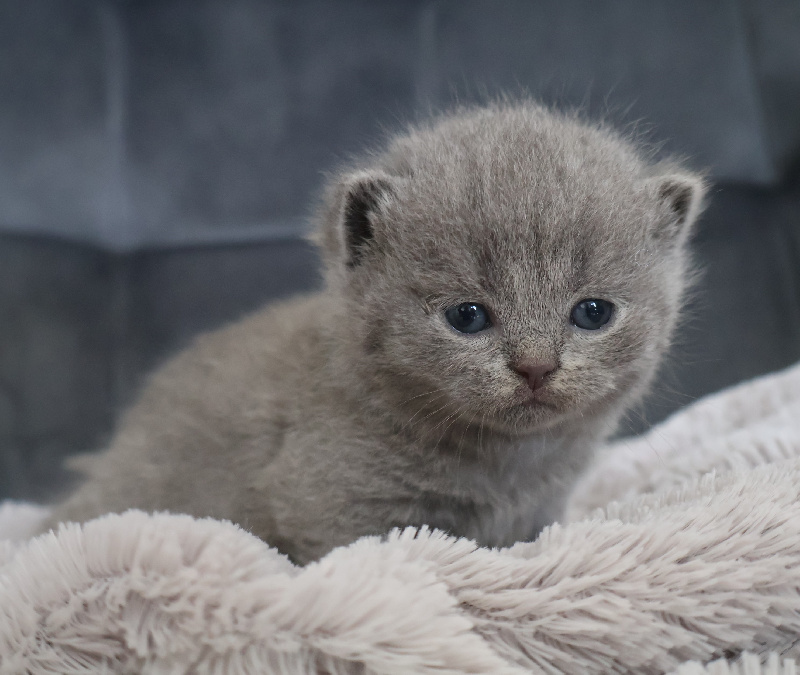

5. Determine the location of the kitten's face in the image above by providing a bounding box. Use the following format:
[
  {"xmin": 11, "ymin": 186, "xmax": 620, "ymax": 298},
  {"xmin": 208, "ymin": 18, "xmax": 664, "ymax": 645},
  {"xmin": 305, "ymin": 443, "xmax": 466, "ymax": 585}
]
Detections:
[{"xmin": 321, "ymin": 105, "xmax": 704, "ymax": 437}]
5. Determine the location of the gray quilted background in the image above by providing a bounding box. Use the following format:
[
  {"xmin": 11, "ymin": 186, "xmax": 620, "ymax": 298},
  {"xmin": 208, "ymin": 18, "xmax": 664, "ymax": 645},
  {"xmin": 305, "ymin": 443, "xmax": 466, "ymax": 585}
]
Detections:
[{"xmin": 1, "ymin": 0, "xmax": 799, "ymax": 501}]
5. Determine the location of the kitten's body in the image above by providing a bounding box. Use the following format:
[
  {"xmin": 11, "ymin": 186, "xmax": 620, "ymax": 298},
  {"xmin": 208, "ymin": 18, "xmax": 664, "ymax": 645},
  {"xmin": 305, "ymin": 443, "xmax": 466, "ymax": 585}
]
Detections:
[{"xmin": 49, "ymin": 103, "xmax": 706, "ymax": 563}]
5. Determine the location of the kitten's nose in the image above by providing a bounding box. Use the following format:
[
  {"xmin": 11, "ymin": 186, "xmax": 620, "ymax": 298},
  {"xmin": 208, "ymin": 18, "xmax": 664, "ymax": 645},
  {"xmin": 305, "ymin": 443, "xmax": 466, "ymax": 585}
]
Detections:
[{"xmin": 511, "ymin": 360, "xmax": 556, "ymax": 392}]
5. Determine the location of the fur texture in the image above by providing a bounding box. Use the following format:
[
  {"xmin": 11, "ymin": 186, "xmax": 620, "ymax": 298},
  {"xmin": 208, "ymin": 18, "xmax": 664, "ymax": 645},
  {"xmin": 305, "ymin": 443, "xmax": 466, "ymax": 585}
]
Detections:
[{"xmin": 46, "ymin": 101, "xmax": 706, "ymax": 563}]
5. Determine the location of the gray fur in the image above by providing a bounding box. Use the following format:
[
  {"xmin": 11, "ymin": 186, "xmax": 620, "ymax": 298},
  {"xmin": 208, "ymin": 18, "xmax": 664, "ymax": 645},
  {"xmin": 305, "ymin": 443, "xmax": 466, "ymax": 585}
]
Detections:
[{"xmin": 47, "ymin": 102, "xmax": 707, "ymax": 564}]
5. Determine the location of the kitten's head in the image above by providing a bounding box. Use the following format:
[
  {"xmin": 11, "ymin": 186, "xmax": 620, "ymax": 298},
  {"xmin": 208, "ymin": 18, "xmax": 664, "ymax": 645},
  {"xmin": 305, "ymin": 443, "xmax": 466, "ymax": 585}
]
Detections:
[{"xmin": 315, "ymin": 102, "xmax": 706, "ymax": 438}]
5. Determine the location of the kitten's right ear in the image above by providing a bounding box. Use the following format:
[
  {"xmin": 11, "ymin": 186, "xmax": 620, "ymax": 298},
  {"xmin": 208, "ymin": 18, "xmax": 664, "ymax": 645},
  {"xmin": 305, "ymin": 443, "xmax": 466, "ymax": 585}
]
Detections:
[
  {"xmin": 646, "ymin": 172, "xmax": 707, "ymax": 245},
  {"xmin": 330, "ymin": 171, "xmax": 395, "ymax": 268}
]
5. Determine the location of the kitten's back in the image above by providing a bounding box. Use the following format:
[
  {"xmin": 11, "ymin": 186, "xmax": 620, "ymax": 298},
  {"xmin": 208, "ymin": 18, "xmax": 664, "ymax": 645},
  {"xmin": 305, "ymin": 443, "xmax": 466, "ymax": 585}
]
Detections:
[{"xmin": 52, "ymin": 293, "xmax": 331, "ymax": 527}]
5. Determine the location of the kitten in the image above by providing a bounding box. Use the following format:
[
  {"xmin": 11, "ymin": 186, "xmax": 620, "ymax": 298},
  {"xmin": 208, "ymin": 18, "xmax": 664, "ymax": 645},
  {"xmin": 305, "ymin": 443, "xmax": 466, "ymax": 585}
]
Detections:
[{"xmin": 47, "ymin": 102, "xmax": 706, "ymax": 564}]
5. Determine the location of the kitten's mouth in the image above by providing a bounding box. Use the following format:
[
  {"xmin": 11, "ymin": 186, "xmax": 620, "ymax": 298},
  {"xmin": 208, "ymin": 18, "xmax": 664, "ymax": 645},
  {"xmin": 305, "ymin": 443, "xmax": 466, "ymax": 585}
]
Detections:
[
  {"xmin": 499, "ymin": 389, "xmax": 572, "ymax": 434},
  {"xmin": 522, "ymin": 396, "xmax": 557, "ymax": 411},
  {"xmin": 516, "ymin": 386, "xmax": 558, "ymax": 410}
]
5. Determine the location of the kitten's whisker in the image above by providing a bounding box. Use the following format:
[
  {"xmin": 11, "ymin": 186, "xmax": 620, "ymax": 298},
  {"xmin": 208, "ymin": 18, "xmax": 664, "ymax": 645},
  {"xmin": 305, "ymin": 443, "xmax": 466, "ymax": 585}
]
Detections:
[
  {"xmin": 400, "ymin": 392, "xmax": 450, "ymax": 430},
  {"xmin": 398, "ymin": 387, "xmax": 448, "ymax": 407},
  {"xmin": 400, "ymin": 401, "xmax": 453, "ymax": 435},
  {"xmin": 645, "ymin": 384, "xmax": 700, "ymax": 403},
  {"xmin": 433, "ymin": 407, "xmax": 468, "ymax": 452},
  {"xmin": 429, "ymin": 408, "xmax": 461, "ymax": 436},
  {"xmin": 421, "ymin": 402, "xmax": 453, "ymax": 422},
  {"xmin": 457, "ymin": 408, "xmax": 480, "ymax": 455},
  {"xmin": 450, "ymin": 407, "xmax": 480, "ymax": 494},
  {"xmin": 478, "ymin": 411, "xmax": 488, "ymax": 457},
  {"xmin": 613, "ymin": 408, "xmax": 672, "ymax": 469}
]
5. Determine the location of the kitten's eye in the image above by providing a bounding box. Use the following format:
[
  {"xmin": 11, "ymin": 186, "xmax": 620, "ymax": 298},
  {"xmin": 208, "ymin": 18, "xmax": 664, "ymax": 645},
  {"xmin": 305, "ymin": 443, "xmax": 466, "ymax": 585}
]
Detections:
[
  {"xmin": 445, "ymin": 303, "xmax": 492, "ymax": 334},
  {"xmin": 571, "ymin": 299, "xmax": 614, "ymax": 330}
]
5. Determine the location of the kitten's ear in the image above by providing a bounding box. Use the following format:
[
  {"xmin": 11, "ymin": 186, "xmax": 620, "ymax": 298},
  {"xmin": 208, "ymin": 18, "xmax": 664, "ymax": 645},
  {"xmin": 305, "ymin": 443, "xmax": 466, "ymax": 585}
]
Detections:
[
  {"xmin": 331, "ymin": 171, "xmax": 395, "ymax": 268},
  {"xmin": 647, "ymin": 173, "xmax": 707, "ymax": 244}
]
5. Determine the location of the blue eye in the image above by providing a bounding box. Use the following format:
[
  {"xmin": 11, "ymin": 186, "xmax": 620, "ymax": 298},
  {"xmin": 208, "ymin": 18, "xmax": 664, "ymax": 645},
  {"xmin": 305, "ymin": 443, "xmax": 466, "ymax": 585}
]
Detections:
[
  {"xmin": 571, "ymin": 299, "xmax": 614, "ymax": 330},
  {"xmin": 445, "ymin": 303, "xmax": 492, "ymax": 334}
]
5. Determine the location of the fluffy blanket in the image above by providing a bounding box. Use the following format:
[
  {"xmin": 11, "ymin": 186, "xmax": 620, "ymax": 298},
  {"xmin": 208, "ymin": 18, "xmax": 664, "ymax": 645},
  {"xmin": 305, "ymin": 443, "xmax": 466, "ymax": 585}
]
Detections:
[{"xmin": 2, "ymin": 363, "xmax": 800, "ymax": 675}]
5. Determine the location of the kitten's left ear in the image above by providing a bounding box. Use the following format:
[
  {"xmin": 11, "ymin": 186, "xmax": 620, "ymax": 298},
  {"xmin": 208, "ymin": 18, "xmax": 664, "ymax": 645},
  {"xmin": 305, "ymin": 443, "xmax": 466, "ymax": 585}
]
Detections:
[{"xmin": 647, "ymin": 173, "xmax": 707, "ymax": 245}]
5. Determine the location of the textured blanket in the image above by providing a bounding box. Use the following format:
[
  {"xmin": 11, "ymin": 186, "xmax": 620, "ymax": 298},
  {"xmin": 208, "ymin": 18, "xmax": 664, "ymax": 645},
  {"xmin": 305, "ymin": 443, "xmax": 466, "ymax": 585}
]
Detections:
[{"xmin": 2, "ymin": 362, "xmax": 800, "ymax": 674}]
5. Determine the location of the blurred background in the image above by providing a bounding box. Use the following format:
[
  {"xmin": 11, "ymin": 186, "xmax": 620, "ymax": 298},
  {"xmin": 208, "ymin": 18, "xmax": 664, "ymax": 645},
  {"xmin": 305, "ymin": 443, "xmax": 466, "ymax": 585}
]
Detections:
[{"xmin": 1, "ymin": 0, "xmax": 799, "ymax": 503}]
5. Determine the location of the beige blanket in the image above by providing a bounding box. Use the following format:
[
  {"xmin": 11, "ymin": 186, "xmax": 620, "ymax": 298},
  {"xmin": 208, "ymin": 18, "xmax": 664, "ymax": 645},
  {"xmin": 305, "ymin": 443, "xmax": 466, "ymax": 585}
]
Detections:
[{"xmin": 2, "ymin": 362, "xmax": 800, "ymax": 674}]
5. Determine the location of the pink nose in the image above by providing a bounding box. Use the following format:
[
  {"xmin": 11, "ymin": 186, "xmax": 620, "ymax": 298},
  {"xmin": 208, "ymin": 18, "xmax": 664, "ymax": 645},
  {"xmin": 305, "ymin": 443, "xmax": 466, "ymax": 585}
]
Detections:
[{"xmin": 512, "ymin": 361, "xmax": 556, "ymax": 392}]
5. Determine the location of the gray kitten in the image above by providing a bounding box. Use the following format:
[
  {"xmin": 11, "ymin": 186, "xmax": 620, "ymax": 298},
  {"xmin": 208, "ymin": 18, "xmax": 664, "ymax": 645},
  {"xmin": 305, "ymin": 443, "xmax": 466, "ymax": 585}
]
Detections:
[{"xmin": 47, "ymin": 102, "xmax": 706, "ymax": 564}]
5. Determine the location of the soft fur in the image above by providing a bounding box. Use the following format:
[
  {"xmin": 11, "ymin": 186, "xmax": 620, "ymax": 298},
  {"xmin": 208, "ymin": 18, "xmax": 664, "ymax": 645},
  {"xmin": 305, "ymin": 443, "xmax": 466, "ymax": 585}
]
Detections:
[
  {"xmin": 3, "ymin": 361, "xmax": 800, "ymax": 674},
  {"xmin": 46, "ymin": 101, "xmax": 706, "ymax": 563}
]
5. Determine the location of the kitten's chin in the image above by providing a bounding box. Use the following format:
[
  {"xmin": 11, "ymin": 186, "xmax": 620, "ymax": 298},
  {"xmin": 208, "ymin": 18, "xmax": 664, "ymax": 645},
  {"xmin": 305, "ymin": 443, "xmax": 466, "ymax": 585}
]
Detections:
[{"xmin": 497, "ymin": 387, "xmax": 611, "ymax": 435}]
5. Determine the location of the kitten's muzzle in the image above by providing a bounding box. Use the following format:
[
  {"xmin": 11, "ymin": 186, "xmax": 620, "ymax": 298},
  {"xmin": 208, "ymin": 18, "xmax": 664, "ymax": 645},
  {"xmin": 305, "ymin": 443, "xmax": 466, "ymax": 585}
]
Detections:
[{"xmin": 511, "ymin": 360, "xmax": 557, "ymax": 394}]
